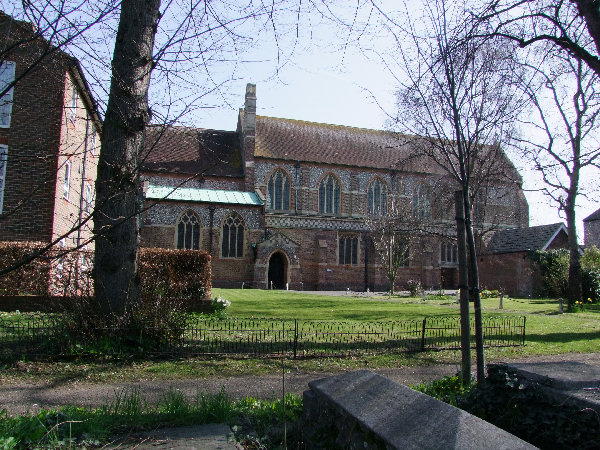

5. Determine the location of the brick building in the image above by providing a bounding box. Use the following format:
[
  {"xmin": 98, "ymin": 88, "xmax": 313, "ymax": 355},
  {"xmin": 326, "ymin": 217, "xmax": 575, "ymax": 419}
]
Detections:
[
  {"xmin": 584, "ymin": 208, "xmax": 600, "ymax": 248},
  {"xmin": 479, "ymin": 223, "xmax": 569, "ymax": 296},
  {"xmin": 0, "ymin": 12, "xmax": 101, "ymax": 250},
  {"xmin": 141, "ymin": 84, "xmax": 530, "ymax": 291}
]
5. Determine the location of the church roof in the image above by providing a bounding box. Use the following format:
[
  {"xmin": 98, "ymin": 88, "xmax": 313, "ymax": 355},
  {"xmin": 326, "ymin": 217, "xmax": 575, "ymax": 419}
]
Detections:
[
  {"xmin": 142, "ymin": 126, "xmax": 243, "ymax": 177},
  {"xmin": 584, "ymin": 208, "xmax": 600, "ymax": 222},
  {"xmin": 254, "ymin": 116, "xmax": 437, "ymax": 173},
  {"xmin": 487, "ymin": 223, "xmax": 567, "ymax": 254}
]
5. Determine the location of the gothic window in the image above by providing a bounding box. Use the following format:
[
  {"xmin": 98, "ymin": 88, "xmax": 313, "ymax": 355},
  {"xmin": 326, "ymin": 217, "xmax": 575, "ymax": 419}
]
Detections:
[
  {"xmin": 367, "ymin": 178, "xmax": 387, "ymax": 215},
  {"xmin": 412, "ymin": 183, "xmax": 431, "ymax": 220},
  {"xmin": 177, "ymin": 210, "xmax": 201, "ymax": 250},
  {"xmin": 267, "ymin": 169, "xmax": 291, "ymax": 211},
  {"xmin": 318, "ymin": 173, "xmax": 341, "ymax": 214},
  {"xmin": 395, "ymin": 240, "xmax": 410, "ymax": 268},
  {"xmin": 222, "ymin": 213, "xmax": 244, "ymax": 258},
  {"xmin": 338, "ymin": 234, "xmax": 359, "ymax": 265},
  {"xmin": 440, "ymin": 242, "xmax": 458, "ymax": 264}
]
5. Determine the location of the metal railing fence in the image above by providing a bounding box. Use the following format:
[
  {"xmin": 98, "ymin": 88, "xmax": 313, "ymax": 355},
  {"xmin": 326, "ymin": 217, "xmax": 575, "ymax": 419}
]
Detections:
[{"xmin": 0, "ymin": 314, "xmax": 525, "ymax": 360}]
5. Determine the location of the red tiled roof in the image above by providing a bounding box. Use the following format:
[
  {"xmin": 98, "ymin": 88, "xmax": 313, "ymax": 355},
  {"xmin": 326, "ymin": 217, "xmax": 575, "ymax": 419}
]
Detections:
[
  {"xmin": 254, "ymin": 116, "xmax": 438, "ymax": 173},
  {"xmin": 141, "ymin": 126, "xmax": 243, "ymax": 177}
]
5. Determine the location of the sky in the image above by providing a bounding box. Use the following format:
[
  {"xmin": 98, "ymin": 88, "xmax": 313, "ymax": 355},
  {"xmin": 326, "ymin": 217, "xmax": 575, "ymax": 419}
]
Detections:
[{"xmin": 4, "ymin": 0, "xmax": 596, "ymax": 241}]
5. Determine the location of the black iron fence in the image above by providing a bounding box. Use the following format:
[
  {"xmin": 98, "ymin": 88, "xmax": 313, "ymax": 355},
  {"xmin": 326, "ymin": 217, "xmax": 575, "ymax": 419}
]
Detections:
[{"xmin": 0, "ymin": 314, "xmax": 525, "ymax": 360}]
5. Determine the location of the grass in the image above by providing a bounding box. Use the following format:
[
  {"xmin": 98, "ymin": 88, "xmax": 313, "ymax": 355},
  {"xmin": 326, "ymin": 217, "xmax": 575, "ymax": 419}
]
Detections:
[
  {"xmin": 1, "ymin": 289, "xmax": 599, "ymax": 384},
  {"xmin": 0, "ymin": 388, "xmax": 302, "ymax": 449}
]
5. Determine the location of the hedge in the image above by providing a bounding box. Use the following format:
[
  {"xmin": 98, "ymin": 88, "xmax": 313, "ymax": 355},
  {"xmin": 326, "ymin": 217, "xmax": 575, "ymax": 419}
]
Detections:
[{"xmin": 0, "ymin": 242, "xmax": 211, "ymax": 301}]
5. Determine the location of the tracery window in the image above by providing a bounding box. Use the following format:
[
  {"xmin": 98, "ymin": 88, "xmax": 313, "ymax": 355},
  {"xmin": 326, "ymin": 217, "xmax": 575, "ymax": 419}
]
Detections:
[
  {"xmin": 267, "ymin": 169, "xmax": 291, "ymax": 211},
  {"xmin": 221, "ymin": 213, "xmax": 244, "ymax": 258},
  {"xmin": 177, "ymin": 210, "xmax": 201, "ymax": 250},
  {"xmin": 441, "ymin": 242, "xmax": 458, "ymax": 264},
  {"xmin": 367, "ymin": 178, "xmax": 387, "ymax": 215},
  {"xmin": 339, "ymin": 234, "xmax": 359, "ymax": 265},
  {"xmin": 412, "ymin": 183, "xmax": 431, "ymax": 220},
  {"xmin": 318, "ymin": 173, "xmax": 340, "ymax": 214}
]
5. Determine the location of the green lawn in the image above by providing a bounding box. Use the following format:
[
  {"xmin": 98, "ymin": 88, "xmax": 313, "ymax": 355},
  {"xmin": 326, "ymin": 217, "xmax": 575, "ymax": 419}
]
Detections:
[
  {"xmin": 215, "ymin": 288, "xmax": 600, "ymax": 356},
  {"xmin": 1, "ymin": 289, "xmax": 598, "ymax": 384}
]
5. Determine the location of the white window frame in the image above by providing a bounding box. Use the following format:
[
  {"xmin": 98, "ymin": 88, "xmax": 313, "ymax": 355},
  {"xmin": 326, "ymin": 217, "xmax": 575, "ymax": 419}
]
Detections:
[
  {"xmin": 84, "ymin": 182, "xmax": 93, "ymax": 214},
  {"xmin": 0, "ymin": 144, "xmax": 7, "ymax": 214},
  {"xmin": 89, "ymin": 122, "xmax": 96, "ymax": 156},
  {"xmin": 0, "ymin": 61, "xmax": 16, "ymax": 128},
  {"xmin": 63, "ymin": 160, "xmax": 71, "ymax": 200},
  {"xmin": 69, "ymin": 86, "xmax": 78, "ymax": 124}
]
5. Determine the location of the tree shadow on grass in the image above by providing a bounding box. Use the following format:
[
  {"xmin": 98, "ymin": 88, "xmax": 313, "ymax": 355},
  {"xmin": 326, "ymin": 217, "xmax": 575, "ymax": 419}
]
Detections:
[{"xmin": 524, "ymin": 331, "xmax": 600, "ymax": 344}]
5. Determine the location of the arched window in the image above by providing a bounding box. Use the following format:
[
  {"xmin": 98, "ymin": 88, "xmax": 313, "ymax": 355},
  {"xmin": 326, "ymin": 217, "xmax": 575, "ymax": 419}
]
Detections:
[
  {"xmin": 221, "ymin": 213, "xmax": 244, "ymax": 258},
  {"xmin": 267, "ymin": 169, "xmax": 291, "ymax": 211},
  {"xmin": 177, "ymin": 210, "xmax": 201, "ymax": 250},
  {"xmin": 367, "ymin": 178, "xmax": 387, "ymax": 215},
  {"xmin": 318, "ymin": 173, "xmax": 341, "ymax": 214},
  {"xmin": 412, "ymin": 183, "xmax": 431, "ymax": 220},
  {"xmin": 440, "ymin": 242, "xmax": 458, "ymax": 264},
  {"xmin": 339, "ymin": 234, "xmax": 359, "ymax": 265}
]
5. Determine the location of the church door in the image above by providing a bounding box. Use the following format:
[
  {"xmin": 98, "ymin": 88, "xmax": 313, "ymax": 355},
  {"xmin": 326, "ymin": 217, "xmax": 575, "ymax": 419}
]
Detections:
[{"xmin": 268, "ymin": 252, "xmax": 286, "ymax": 289}]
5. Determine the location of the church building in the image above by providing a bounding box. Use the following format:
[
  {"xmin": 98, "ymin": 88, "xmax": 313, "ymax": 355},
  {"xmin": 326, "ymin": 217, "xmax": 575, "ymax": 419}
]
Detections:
[{"xmin": 140, "ymin": 84, "xmax": 529, "ymax": 291}]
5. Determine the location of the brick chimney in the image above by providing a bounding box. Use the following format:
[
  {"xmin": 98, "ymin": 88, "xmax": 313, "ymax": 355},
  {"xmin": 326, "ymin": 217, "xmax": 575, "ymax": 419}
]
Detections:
[{"xmin": 240, "ymin": 83, "xmax": 256, "ymax": 191}]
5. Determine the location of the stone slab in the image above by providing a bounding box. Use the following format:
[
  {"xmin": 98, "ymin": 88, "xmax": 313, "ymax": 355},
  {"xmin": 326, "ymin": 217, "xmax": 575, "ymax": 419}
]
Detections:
[
  {"xmin": 107, "ymin": 423, "xmax": 237, "ymax": 449},
  {"xmin": 490, "ymin": 361, "xmax": 600, "ymax": 413},
  {"xmin": 495, "ymin": 361, "xmax": 600, "ymax": 389},
  {"xmin": 307, "ymin": 369, "xmax": 536, "ymax": 450}
]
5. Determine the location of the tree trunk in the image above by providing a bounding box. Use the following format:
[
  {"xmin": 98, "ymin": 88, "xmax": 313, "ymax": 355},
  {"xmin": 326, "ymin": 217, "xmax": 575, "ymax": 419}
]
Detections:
[
  {"xmin": 566, "ymin": 172, "xmax": 582, "ymax": 309},
  {"xmin": 463, "ymin": 188, "xmax": 485, "ymax": 382},
  {"xmin": 93, "ymin": 0, "xmax": 161, "ymax": 317},
  {"xmin": 455, "ymin": 190, "xmax": 471, "ymax": 384}
]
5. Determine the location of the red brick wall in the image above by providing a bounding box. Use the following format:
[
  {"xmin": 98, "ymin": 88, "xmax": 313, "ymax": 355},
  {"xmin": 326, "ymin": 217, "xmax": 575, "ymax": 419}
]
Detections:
[
  {"xmin": 0, "ymin": 18, "xmax": 67, "ymax": 242},
  {"xmin": 479, "ymin": 252, "xmax": 542, "ymax": 297},
  {"xmin": 0, "ymin": 16, "xmax": 99, "ymax": 250}
]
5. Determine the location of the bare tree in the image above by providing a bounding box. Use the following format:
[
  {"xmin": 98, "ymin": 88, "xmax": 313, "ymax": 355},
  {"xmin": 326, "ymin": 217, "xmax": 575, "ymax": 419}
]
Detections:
[
  {"xmin": 382, "ymin": 0, "xmax": 525, "ymax": 381},
  {"xmin": 516, "ymin": 50, "xmax": 600, "ymax": 309},
  {"xmin": 365, "ymin": 194, "xmax": 420, "ymax": 296},
  {"xmin": 472, "ymin": 0, "xmax": 600, "ymax": 77}
]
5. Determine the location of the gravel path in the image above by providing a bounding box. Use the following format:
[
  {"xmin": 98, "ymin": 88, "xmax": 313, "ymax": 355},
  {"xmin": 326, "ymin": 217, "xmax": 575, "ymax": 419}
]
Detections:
[{"xmin": 2, "ymin": 353, "xmax": 599, "ymax": 416}]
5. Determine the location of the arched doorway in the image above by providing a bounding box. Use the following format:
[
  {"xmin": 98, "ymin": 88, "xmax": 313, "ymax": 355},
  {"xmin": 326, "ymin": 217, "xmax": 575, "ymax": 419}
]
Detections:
[{"xmin": 268, "ymin": 252, "xmax": 286, "ymax": 289}]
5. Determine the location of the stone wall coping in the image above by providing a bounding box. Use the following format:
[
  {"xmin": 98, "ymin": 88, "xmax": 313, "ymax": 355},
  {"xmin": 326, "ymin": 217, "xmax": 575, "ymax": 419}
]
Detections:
[{"xmin": 307, "ymin": 369, "xmax": 536, "ymax": 450}]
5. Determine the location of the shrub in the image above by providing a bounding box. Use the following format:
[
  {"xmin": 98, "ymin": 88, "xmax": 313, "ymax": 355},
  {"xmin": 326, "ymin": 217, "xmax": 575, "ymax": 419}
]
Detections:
[
  {"xmin": 532, "ymin": 249, "xmax": 569, "ymax": 298},
  {"xmin": 406, "ymin": 279, "xmax": 422, "ymax": 297},
  {"xmin": 139, "ymin": 248, "xmax": 212, "ymax": 301},
  {"xmin": 0, "ymin": 241, "xmax": 51, "ymax": 295},
  {"xmin": 480, "ymin": 289, "xmax": 500, "ymax": 299}
]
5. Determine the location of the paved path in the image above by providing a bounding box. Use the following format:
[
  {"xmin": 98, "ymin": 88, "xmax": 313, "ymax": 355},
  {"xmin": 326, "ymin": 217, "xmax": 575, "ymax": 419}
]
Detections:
[
  {"xmin": 3, "ymin": 353, "xmax": 600, "ymax": 416},
  {"xmin": 3, "ymin": 353, "xmax": 600, "ymax": 449}
]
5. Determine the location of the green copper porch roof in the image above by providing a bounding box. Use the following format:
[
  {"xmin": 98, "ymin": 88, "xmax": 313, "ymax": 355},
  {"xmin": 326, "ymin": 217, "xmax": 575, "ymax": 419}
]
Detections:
[{"xmin": 146, "ymin": 184, "xmax": 263, "ymax": 206}]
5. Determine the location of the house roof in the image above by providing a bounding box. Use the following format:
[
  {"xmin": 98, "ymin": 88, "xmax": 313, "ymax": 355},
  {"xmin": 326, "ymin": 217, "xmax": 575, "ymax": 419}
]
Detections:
[
  {"xmin": 145, "ymin": 184, "xmax": 263, "ymax": 206},
  {"xmin": 584, "ymin": 208, "xmax": 600, "ymax": 222},
  {"xmin": 142, "ymin": 126, "xmax": 243, "ymax": 177},
  {"xmin": 254, "ymin": 116, "xmax": 437, "ymax": 173},
  {"xmin": 487, "ymin": 223, "xmax": 567, "ymax": 254}
]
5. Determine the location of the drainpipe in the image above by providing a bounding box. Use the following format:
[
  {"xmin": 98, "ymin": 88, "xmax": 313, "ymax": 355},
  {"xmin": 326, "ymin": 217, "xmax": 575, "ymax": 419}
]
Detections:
[{"xmin": 76, "ymin": 115, "xmax": 90, "ymax": 248}]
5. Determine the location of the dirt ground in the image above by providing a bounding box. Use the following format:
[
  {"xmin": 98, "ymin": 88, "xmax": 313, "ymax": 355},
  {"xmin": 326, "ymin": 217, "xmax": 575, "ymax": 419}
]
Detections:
[{"xmin": 2, "ymin": 352, "xmax": 600, "ymax": 416}]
